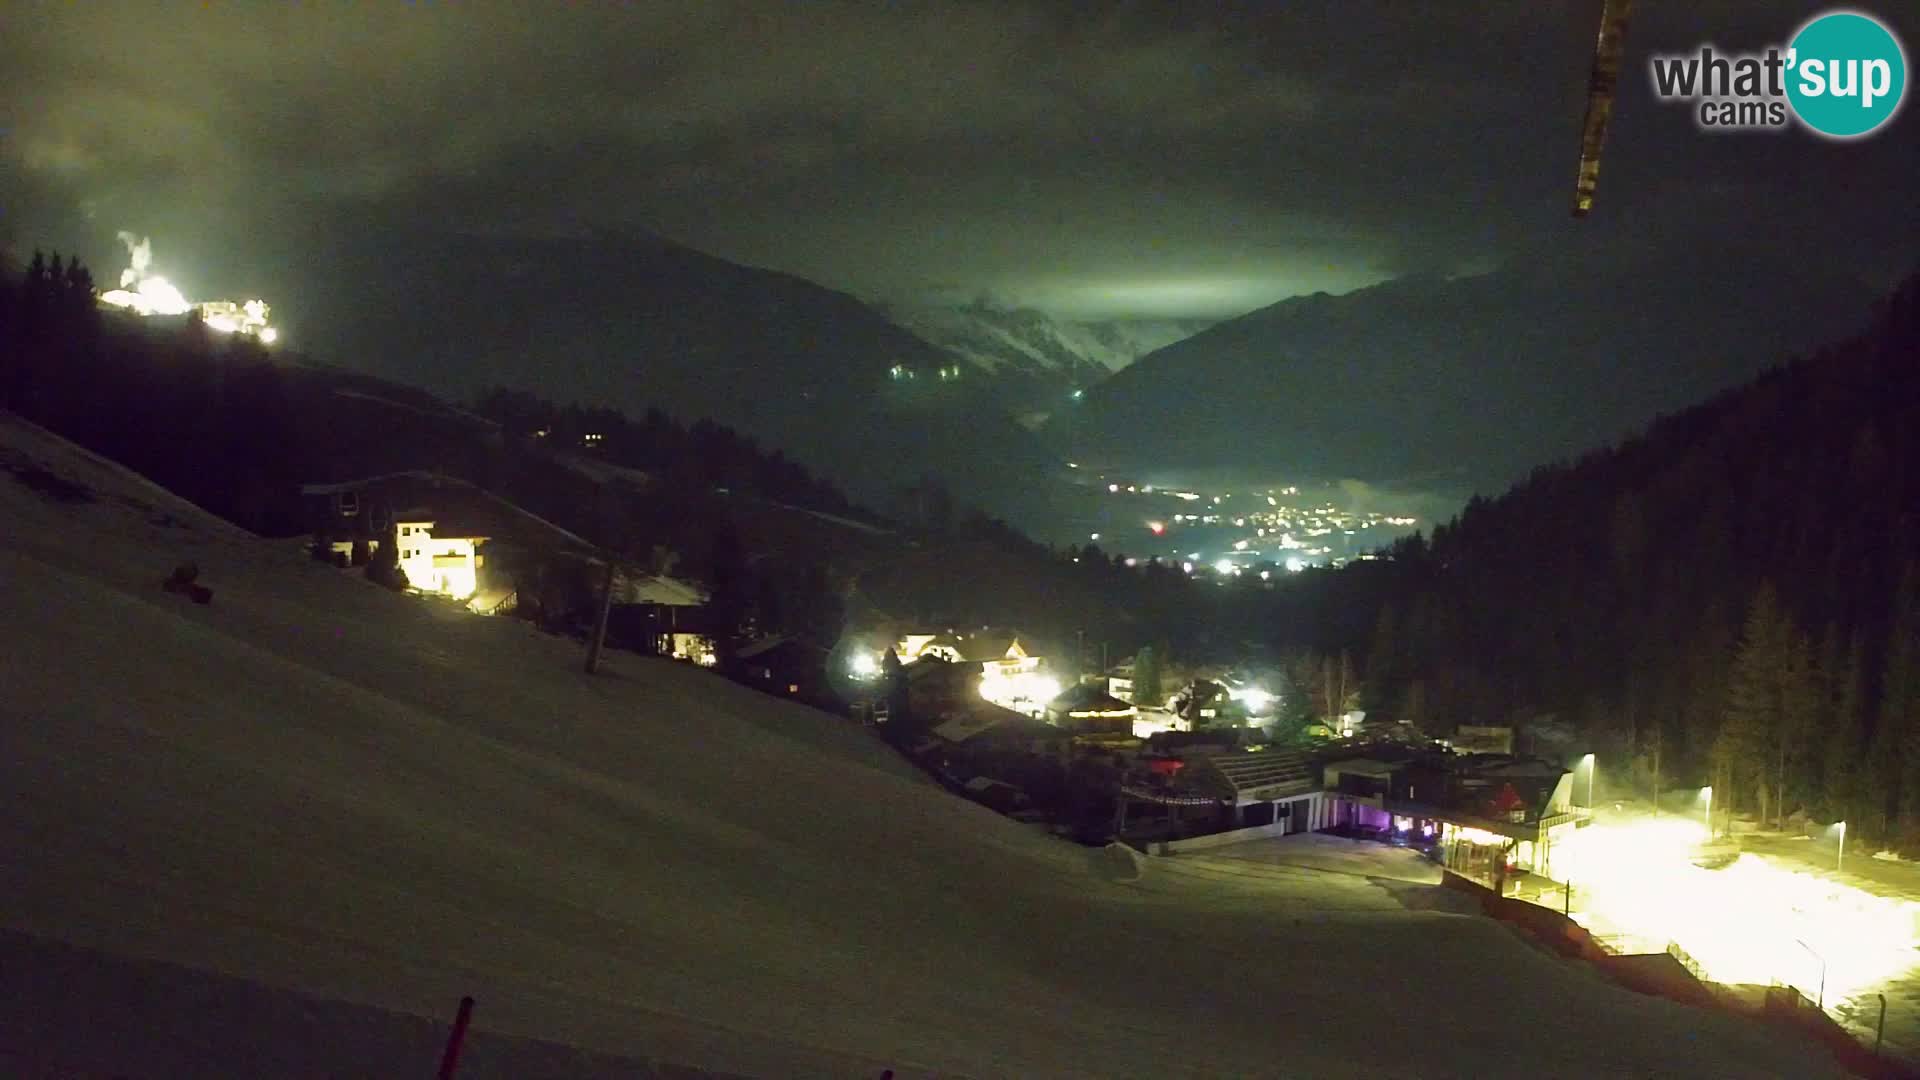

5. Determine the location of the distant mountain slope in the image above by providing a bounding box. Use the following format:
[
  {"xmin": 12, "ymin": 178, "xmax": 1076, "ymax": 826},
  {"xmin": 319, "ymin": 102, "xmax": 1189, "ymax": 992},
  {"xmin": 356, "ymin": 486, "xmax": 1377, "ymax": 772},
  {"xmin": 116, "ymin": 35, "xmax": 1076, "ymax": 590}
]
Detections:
[
  {"xmin": 1293, "ymin": 272, "xmax": 1920, "ymax": 813},
  {"xmin": 295, "ymin": 227, "xmax": 1057, "ymax": 511},
  {"xmin": 879, "ymin": 300, "xmax": 1212, "ymax": 418},
  {"xmin": 1059, "ymin": 249, "xmax": 1872, "ymax": 495}
]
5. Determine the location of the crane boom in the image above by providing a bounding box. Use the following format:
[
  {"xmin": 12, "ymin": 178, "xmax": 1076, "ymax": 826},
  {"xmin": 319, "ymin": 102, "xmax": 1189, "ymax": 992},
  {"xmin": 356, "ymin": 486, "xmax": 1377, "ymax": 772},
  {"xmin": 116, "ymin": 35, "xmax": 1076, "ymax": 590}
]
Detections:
[{"xmin": 1572, "ymin": 0, "xmax": 1636, "ymax": 217}]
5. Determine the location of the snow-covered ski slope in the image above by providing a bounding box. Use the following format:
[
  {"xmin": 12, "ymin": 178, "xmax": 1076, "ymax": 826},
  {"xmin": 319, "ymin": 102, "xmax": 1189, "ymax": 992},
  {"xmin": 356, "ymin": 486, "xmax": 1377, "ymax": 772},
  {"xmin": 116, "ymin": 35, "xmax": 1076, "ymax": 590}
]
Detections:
[{"xmin": 0, "ymin": 413, "xmax": 1842, "ymax": 1077}]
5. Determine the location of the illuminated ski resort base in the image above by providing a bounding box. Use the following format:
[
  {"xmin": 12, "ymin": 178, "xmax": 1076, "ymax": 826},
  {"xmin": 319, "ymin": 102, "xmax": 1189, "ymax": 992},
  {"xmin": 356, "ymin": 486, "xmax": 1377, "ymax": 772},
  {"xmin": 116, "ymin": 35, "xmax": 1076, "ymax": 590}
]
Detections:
[
  {"xmin": 95, "ymin": 233, "xmax": 279, "ymax": 344},
  {"xmin": 1558, "ymin": 814, "xmax": 1920, "ymax": 1011}
]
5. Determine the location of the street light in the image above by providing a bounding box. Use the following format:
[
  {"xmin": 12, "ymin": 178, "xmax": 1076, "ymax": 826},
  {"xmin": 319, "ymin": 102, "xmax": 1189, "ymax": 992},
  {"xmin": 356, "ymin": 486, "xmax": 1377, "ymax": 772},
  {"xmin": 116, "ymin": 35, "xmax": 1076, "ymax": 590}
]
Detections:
[
  {"xmin": 1837, "ymin": 820, "xmax": 1847, "ymax": 873},
  {"xmin": 1701, "ymin": 785, "xmax": 1713, "ymax": 839},
  {"xmin": 1582, "ymin": 753, "xmax": 1596, "ymax": 809}
]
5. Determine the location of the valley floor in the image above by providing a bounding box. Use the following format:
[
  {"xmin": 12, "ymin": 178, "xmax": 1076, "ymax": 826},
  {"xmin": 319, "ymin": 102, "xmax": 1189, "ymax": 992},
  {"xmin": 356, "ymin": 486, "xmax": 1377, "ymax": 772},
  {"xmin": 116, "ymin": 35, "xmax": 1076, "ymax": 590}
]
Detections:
[{"xmin": 0, "ymin": 413, "xmax": 1849, "ymax": 1078}]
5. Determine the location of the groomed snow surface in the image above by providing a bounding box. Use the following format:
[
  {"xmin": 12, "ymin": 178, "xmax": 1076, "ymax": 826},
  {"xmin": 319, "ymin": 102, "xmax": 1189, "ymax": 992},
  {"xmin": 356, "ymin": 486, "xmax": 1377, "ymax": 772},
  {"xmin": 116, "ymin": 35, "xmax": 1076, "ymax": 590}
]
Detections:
[{"xmin": 0, "ymin": 413, "xmax": 1846, "ymax": 1078}]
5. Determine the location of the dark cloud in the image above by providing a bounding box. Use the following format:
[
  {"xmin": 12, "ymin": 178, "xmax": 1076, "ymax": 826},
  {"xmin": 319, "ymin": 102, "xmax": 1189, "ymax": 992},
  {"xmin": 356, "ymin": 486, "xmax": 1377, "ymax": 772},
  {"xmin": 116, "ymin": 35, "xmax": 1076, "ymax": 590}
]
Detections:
[{"xmin": 1, "ymin": 1, "xmax": 1913, "ymax": 326}]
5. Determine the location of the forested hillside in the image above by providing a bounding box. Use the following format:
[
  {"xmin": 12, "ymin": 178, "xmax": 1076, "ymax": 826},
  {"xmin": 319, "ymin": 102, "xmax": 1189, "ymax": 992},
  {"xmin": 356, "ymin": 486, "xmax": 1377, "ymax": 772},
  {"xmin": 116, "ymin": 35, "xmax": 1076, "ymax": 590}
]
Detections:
[
  {"xmin": 0, "ymin": 251, "xmax": 1222, "ymax": 669},
  {"xmin": 0, "ymin": 252, "xmax": 875, "ymax": 542},
  {"xmin": 1304, "ymin": 271, "xmax": 1920, "ymax": 845}
]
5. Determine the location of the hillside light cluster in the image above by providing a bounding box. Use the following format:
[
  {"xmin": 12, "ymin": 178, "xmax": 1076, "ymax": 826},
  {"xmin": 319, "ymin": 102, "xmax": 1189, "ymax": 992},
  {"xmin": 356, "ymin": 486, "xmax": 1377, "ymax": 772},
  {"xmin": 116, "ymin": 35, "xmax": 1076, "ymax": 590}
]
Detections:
[{"xmin": 96, "ymin": 233, "xmax": 280, "ymax": 345}]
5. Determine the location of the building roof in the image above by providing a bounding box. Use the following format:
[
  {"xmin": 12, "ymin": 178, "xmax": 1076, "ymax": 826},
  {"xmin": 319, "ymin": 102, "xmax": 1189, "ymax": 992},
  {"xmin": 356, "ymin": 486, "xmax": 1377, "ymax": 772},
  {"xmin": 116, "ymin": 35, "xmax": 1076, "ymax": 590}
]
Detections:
[
  {"xmin": 738, "ymin": 635, "xmax": 829, "ymax": 664},
  {"xmin": 626, "ymin": 574, "xmax": 706, "ymax": 606},
  {"xmin": 973, "ymin": 714, "xmax": 1074, "ymax": 746},
  {"xmin": 915, "ymin": 628, "xmax": 1046, "ymax": 662},
  {"xmin": 1193, "ymin": 749, "xmax": 1318, "ymax": 803},
  {"xmin": 1461, "ymin": 757, "xmax": 1568, "ymax": 779},
  {"xmin": 905, "ymin": 656, "xmax": 984, "ymax": 682},
  {"xmin": 1323, "ymin": 757, "xmax": 1404, "ymax": 779},
  {"xmin": 964, "ymin": 776, "xmax": 1022, "ymax": 795},
  {"xmin": 932, "ymin": 703, "xmax": 1069, "ymax": 746},
  {"xmin": 1047, "ymin": 683, "xmax": 1136, "ymax": 716},
  {"xmin": 1146, "ymin": 729, "xmax": 1247, "ymax": 756}
]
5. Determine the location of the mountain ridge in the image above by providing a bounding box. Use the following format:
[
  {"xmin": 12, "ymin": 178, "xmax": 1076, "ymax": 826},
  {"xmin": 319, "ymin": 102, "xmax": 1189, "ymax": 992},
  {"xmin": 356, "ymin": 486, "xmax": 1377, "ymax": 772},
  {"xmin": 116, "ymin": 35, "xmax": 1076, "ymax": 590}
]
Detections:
[
  {"xmin": 1057, "ymin": 251, "xmax": 1874, "ymax": 497},
  {"xmin": 876, "ymin": 299, "xmax": 1214, "ymax": 428},
  {"xmin": 292, "ymin": 225, "xmax": 1058, "ymax": 514}
]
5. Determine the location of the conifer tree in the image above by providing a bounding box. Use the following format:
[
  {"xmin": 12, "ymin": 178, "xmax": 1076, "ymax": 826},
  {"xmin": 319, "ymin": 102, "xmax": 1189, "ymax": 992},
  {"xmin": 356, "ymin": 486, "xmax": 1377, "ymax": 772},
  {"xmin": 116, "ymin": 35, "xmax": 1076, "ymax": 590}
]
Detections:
[
  {"xmin": 1823, "ymin": 633, "xmax": 1868, "ymax": 822},
  {"xmin": 1133, "ymin": 645, "xmax": 1163, "ymax": 708},
  {"xmin": 1719, "ymin": 582, "xmax": 1817, "ymax": 826},
  {"xmin": 1887, "ymin": 566, "xmax": 1920, "ymax": 831}
]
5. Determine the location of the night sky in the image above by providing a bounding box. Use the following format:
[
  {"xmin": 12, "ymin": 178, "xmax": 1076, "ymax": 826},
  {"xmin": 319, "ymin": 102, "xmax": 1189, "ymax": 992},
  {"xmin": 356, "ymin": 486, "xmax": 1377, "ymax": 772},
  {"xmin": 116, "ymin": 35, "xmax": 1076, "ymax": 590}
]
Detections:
[{"xmin": 1, "ymin": 2, "xmax": 1912, "ymax": 335}]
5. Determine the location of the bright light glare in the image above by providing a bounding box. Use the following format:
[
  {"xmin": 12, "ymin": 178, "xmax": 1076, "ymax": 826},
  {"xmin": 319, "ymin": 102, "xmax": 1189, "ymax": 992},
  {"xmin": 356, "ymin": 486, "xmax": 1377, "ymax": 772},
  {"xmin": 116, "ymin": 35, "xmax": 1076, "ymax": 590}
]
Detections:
[
  {"xmin": 848, "ymin": 652, "xmax": 879, "ymax": 678},
  {"xmin": 1213, "ymin": 558, "xmax": 1236, "ymax": 576},
  {"xmin": 97, "ymin": 236, "xmax": 278, "ymax": 342},
  {"xmin": 1559, "ymin": 813, "xmax": 1920, "ymax": 1013},
  {"xmin": 100, "ymin": 275, "xmax": 192, "ymax": 317},
  {"xmin": 1233, "ymin": 687, "xmax": 1273, "ymax": 712},
  {"xmin": 978, "ymin": 671, "xmax": 1060, "ymax": 711},
  {"xmin": 259, "ymin": 327, "xmax": 279, "ymax": 345}
]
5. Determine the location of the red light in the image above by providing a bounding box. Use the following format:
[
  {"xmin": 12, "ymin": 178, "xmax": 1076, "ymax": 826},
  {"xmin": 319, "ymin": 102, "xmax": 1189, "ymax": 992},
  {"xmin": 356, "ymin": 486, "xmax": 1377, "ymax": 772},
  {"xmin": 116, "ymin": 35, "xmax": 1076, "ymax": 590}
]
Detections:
[{"xmin": 1148, "ymin": 521, "xmax": 1165, "ymax": 535}]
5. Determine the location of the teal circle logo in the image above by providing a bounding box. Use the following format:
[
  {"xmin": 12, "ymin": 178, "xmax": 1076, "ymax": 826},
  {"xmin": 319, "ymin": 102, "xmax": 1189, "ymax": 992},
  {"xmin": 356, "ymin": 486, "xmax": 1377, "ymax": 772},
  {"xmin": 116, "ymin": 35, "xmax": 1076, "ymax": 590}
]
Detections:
[{"xmin": 1786, "ymin": 11, "xmax": 1907, "ymax": 138}]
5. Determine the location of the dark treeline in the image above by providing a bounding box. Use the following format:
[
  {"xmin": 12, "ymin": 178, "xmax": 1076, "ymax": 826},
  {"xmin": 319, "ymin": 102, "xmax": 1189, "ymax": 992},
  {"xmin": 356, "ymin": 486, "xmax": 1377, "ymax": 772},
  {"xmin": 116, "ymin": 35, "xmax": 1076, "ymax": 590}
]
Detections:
[
  {"xmin": 473, "ymin": 386, "xmax": 870, "ymax": 523},
  {"xmin": 1290, "ymin": 271, "xmax": 1920, "ymax": 846},
  {"xmin": 0, "ymin": 250, "xmax": 305, "ymax": 535}
]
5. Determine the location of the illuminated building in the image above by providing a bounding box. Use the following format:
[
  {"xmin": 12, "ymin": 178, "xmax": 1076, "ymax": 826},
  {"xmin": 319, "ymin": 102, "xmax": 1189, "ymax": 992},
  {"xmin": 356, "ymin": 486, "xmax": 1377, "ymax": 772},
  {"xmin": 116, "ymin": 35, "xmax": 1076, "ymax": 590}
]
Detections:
[
  {"xmin": 299, "ymin": 470, "xmax": 601, "ymax": 613},
  {"xmin": 393, "ymin": 521, "xmax": 485, "ymax": 601}
]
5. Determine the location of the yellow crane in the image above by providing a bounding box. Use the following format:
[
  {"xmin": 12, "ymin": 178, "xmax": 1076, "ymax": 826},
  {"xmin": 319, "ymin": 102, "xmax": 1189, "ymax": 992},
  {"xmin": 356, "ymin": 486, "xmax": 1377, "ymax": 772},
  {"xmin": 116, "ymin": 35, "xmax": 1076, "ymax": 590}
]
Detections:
[{"xmin": 1572, "ymin": 0, "xmax": 1636, "ymax": 216}]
